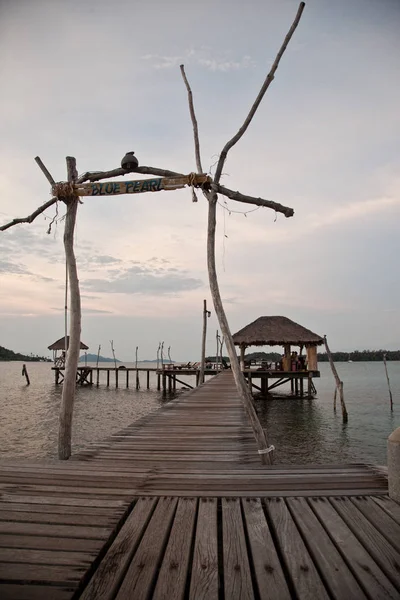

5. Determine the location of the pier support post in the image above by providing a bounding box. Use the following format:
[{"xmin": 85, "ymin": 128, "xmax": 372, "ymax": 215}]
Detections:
[
  {"xmin": 388, "ymin": 428, "xmax": 400, "ymax": 502},
  {"xmin": 307, "ymin": 374, "xmax": 312, "ymax": 398},
  {"xmin": 107, "ymin": 370, "xmax": 110, "ymax": 387},
  {"xmin": 147, "ymin": 370, "xmax": 150, "ymax": 389},
  {"xmin": 157, "ymin": 374, "xmax": 160, "ymax": 391},
  {"xmin": 248, "ymin": 372, "xmax": 252, "ymax": 391}
]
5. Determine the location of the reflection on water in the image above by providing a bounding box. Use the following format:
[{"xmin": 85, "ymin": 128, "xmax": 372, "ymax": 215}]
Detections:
[
  {"xmin": 256, "ymin": 394, "xmax": 352, "ymax": 464},
  {"xmin": 0, "ymin": 361, "xmax": 399, "ymax": 464}
]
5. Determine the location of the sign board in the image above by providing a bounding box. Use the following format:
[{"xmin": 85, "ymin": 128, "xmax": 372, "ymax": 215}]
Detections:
[{"xmin": 75, "ymin": 174, "xmax": 210, "ymax": 197}]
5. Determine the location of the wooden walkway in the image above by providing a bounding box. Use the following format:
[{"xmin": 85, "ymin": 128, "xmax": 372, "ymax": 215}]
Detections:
[{"xmin": 0, "ymin": 372, "xmax": 398, "ymax": 599}]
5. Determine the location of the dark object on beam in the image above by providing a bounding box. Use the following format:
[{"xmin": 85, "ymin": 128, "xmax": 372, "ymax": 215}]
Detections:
[{"xmin": 121, "ymin": 151, "xmax": 139, "ymax": 171}]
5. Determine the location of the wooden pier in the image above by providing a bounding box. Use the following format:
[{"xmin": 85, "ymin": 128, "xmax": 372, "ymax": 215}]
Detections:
[
  {"xmin": 52, "ymin": 366, "xmax": 219, "ymax": 390},
  {"xmin": 53, "ymin": 365, "xmax": 319, "ymax": 398},
  {"xmin": 0, "ymin": 372, "xmax": 398, "ymax": 599}
]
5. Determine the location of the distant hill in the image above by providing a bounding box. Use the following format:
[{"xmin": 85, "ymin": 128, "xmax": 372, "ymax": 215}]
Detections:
[
  {"xmin": 0, "ymin": 345, "xmax": 51, "ymax": 362},
  {"xmin": 79, "ymin": 353, "xmax": 121, "ymax": 363}
]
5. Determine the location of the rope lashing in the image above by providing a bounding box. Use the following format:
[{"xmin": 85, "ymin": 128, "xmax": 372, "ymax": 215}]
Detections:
[
  {"xmin": 258, "ymin": 445, "xmax": 275, "ymax": 455},
  {"xmin": 188, "ymin": 172, "xmax": 198, "ymax": 202}
]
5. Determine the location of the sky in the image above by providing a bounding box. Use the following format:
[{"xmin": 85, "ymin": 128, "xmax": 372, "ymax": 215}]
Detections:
[{"xmin": 0, "ymin": 0, "xmax": 399, "ymax": 361}]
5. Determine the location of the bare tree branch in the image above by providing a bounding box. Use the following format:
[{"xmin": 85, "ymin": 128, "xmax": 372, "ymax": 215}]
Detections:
[
  {"xmin": 0, "ymin": 197, "xmax": 58, "ymax": 231},
  {"xmin": 77, "ymin": 165, "xmax": 184, "ymax": 184},
  {"xmin": 213, "ymin": 1, "xmax": 305, "ymax": 184},
  {"xmin": 213, "ymin": 183, "xmax": 294, "ymax": 218},
  {"xmin": 35, "ymin": 156, "xmax": 56, "ymax": 185},
  {"xmin": 180, "ymin": 65, "xmax": 203, "ymax": 174}
]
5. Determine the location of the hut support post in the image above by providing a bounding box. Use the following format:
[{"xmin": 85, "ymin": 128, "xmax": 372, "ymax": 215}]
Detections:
[
  {"xmin": 383, "ymin": 353, "xmax": 393, "ymax": 411},
  {"xmin": 59, "ymin": 157, "xmax": 81, "ymax": 460},
  {"xmin": 307, "ymin": 373, "xmax": 312, "ymax": 398},
  {"xmin": 240, "ymin": 344, "xmax": 246, "ymax": 371},
  {"xmin": 284, "ymin": 345, "xmax": 291, "ymax": 371},
  {"xmin": 324, "ymin": 335, "xmax": 348, "ymax": 422}
]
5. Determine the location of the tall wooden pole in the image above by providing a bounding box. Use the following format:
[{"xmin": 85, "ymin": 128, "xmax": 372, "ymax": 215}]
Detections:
[
  {"xmin": 96, "ymin": 345, "xmax": 101, "ymax": 368},
  {"xmin": 206, "ymin": 192, "xmax": 273, "ymax": 464},
  {"xmin": 156, "ymin": 343, "xmax": 161, "ymax": 369},
  {"xmin": 200, "ymin": 299, "xmax": 209, "ymax": 384},
  {"xmin": 383, "ymin": 353, "xmax": 393, "ymax": 411},
  {"xmin": 110, "ymin": 340, "xmax": 117, "ymax": 370},
  {"xmin": 324, "ymin": 335, "xmax": 348, "ymax": 423},
  {"xmin": 58, "ymin": 157, "xmax": 81, "ymax": 460}
]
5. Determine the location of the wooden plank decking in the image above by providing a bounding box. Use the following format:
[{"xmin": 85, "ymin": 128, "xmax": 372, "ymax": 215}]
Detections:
[{"xmin": 0, "ymin": 372, "xmax": 398, "ymax": 599}]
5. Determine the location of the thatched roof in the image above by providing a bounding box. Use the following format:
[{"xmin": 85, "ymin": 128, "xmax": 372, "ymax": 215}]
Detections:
[
  {"xmin": 48, "ymin": 336, "xmax": 89, "ymax": 351},
  {"xmin": 232, "ymin": 316, "xmax": 323, "ymax": 347}
]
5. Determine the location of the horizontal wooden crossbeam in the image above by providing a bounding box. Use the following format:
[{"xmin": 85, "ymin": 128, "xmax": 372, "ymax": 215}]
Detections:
[{"xmin": 74, "ymin": 174, "xmax": 210, "ymax": 197}]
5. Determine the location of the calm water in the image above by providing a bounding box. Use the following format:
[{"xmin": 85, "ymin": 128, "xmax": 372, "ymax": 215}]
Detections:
[{"xmin": 0, "ymin": 361, "xmax": 399, "ymax": 465}]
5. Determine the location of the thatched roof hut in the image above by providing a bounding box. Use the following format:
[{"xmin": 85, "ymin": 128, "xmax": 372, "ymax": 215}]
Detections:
[
  {"xmin": 233, "ymin": 316, "xmax": 323, "ymax": 348},
  {"xmin": 48, "ymin": 336, "xmax": 89, "ymax": 351}
]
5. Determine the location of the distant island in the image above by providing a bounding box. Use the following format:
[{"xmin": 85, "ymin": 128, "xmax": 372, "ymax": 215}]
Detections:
[
  {"xmin": 0, "ymin": 345, "xmax": 51, "ymax": 362},
  {"xmin": 208, "ymin": 350, "xmax": 400, "ymax": 363},
  {"xmin": 79, "ymin": 354, "xmax": 121, "ymax": 363}
]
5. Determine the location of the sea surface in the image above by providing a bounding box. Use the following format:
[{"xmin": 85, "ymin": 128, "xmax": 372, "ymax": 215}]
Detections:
[{"xmin": 0, "ymin": 361, "xmax": 399, "ymax": 465}]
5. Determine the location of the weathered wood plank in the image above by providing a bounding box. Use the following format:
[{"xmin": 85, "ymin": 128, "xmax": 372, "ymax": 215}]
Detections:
[
  {"xmin": 309, "ymin": 497, "xmax": 400, "ymax": 600},
  {"xmin": 189, "ymin": 498, "xmax": 218, "ymax": 600},
  {"xmin": 0, "ymin": 561, "xmax": 85, "ymax": 583},
  {"xmin": 242, "ymin": 498, "xmax": 291, "ymax": 599},
  {"xmin": 222, "ymin": 497, "xmax": 254, "ymax": 599},
  {"xmin": 0, "ymin": 534, "xmax": 104, "ymax": 553},
  {"xmin": 0, "ymin": 510, "xmax": 117, "ymax": 527},
  {"xmin": 80, "ymin": 497, "xmax": 156, "ymax": 600},
  {"xmin": 0, "ymin": 494, "xmax": 127, "ymax": 508},
  {"xmin": 0, "ymin": 521, "xmax": 110, "ymax": 540},
  {"xmin": 372, "ymin": 496, "xmax": 400, "ymax": 525},
  {"xmin": 331, "ymin": 497, "xmax": 400, "ymax": 590},
  {"xmin": 352, "ymin": 496, "xmax": 400, "ymax": 552},
  {"xmin": 266, "ymin": 497, "xmax": 330, "ymax": 600},
  {"xmin": 0, "ymin": 502, "xmax": 124, "ymax": 517},
  {"xmin": 287, "ymin": 497, "xmax": 367, "ymax": 599},
  {"xmin": 0, "ymin": 584, "xmax": 74, "ymax": 600},
  {"xmin": 0, "ymin": 548, "xmax": 94, "ymax": 566},
  {"xmin": 115, "ymin": 497, "xmax": 178, "ymax": 599},
  {"xmin": 75, "ymin": 174, "xmax": 209, "ymax": 197},
  {"xmin": 153, "ymin": 497, "xmax": 197, "ymax": 600}
]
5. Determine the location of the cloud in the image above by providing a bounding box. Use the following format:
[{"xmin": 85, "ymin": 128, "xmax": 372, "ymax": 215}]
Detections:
[
  {"xmin": 141, "ymin": 54, "xmax": 181, "ymax": 70},
  {"xmin": 0, "ymin": 260, "xmax": 28, "ymax": 275},
  {"xmin": 142, "ymin": 48, "xmax": 255, "ymax": 72},
  {"xmin": 0, "ymin": 259, "xmax": 54, "ymax": 282},
  {"xmin": 197, "ymin": 55, "xmax": 253, "ymax": 72},
  {"xmin": 83, "ymin": 264, "xmax": 203, "ymax": 296},
  {"xmin": 89, "ymin": 255, "xmax": 122, "ymax": 265},
  {"xmin": 307, "ymin": 196, "xmax": 400, "ymax": 230}
]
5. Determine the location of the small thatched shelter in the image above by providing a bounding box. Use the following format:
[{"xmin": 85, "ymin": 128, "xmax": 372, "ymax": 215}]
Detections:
[
  {"xmin": 48, "ymin": 336, "xmax": 89, "ymax": 367},
  {"xmin": 233, "ymin": 316, "xmax": 323, "ymax": 371}
]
